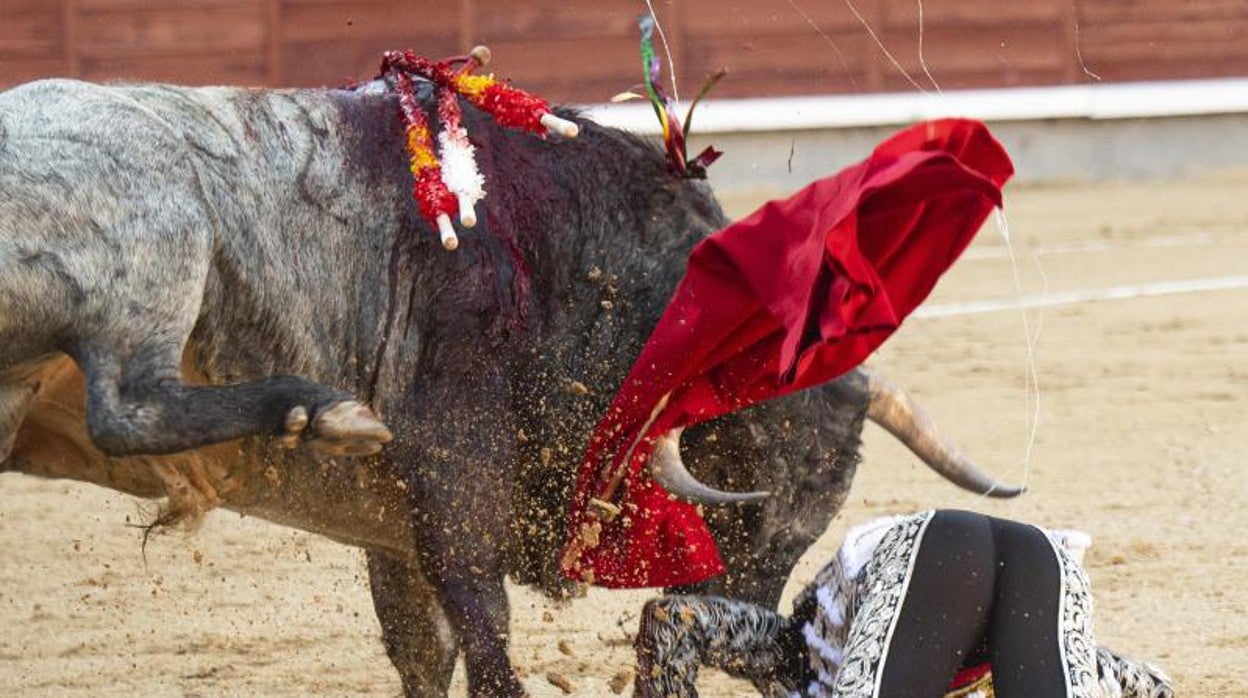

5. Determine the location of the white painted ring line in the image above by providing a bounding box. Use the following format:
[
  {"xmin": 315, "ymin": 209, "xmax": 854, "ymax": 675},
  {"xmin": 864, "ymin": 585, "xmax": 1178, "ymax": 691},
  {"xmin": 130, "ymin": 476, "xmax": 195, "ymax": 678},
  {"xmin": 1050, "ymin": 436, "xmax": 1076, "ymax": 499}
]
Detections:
[{"xmin": 914, "ymin": 275, "xmax": 1248, "ymax": 319}]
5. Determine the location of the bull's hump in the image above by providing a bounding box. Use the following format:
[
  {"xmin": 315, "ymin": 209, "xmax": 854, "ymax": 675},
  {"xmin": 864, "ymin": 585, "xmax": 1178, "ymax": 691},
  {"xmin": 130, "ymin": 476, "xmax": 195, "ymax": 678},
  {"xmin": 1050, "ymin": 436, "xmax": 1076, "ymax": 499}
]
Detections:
[
  {"xmin": 0, "ymin": 80, "xmax": 207, "ymax": 184},
  {"xmin": 1, "ymin": 80, "xmax": 330, "ymax": 169}
]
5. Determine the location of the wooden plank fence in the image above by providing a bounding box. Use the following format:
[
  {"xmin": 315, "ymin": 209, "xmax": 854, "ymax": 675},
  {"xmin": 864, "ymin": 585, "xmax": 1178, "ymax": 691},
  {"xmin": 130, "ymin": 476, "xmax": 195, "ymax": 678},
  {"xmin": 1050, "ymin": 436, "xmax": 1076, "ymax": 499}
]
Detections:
[{"xmin": 1, "ymin": 0, "xmax": 1245, "ymax": 102}]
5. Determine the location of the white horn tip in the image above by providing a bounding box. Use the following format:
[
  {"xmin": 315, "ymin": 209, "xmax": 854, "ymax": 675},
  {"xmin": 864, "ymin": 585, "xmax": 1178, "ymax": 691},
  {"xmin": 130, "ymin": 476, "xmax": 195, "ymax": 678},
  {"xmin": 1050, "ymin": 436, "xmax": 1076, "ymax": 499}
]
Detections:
[
  {"xmin": 540, "ymin": 113, "xmax": 579, "ymax": 138},
  {"xmin": 436, "ymin": 213, "xmax": 458, "ymax": 250}
]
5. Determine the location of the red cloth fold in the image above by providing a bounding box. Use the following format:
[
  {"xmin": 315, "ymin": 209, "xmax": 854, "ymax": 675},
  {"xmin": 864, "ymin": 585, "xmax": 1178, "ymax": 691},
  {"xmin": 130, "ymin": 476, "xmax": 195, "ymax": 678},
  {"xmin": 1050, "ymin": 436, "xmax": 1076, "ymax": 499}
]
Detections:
[{"xmin": 562, "ymin": 119, "xmax": 1014, "ymax": 589}]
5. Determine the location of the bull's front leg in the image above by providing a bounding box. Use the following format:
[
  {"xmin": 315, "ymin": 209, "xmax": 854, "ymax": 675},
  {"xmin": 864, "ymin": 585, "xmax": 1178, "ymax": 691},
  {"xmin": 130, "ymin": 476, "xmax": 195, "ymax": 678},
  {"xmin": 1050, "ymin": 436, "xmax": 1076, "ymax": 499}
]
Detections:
[
  {"xmin": 402, "ymin": 368, "xmax": 524, "ymax": 697},
  {"xmin": 367, "ymin": 551, "xmax": 460, "ymax": 697}
]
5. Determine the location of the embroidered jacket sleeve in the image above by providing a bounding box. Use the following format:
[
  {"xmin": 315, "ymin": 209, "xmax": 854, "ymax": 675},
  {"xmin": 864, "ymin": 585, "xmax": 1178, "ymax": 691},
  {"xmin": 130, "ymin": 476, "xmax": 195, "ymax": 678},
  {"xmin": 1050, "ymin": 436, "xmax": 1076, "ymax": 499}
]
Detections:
[
  {"xmin": 634, "ymin": 595, "xmax": 806, "ymax": 697},
  {"xmin": 790, "ymin": 552, "xmax": 858, "ymax": 693}
]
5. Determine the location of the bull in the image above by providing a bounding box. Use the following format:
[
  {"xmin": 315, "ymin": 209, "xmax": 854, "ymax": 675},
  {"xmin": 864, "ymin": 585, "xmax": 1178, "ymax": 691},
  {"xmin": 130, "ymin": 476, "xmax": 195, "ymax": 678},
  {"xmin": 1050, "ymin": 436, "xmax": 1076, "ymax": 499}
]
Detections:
[{"xmin": 0, "ymin": 76, "xmax": 1018, "ymax": 696}]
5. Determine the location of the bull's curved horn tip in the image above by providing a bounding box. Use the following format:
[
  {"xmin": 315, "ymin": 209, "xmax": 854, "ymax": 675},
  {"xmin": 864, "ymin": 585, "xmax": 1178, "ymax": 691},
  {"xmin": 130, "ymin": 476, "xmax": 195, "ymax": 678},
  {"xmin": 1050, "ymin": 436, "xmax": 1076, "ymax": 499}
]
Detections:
[
  {"xmin": 986, "ymin": 483, "xmax": 1026, "ymax": 498},
  {"xmin": 436, "ymin": 213, "xmax": 458, "ymax": 250},
  {"xmin": 862, "ymin": 369, "xmax": 1026, "ymax": 500},
  {"xmin": 650, "ymin": 428, "xmax": 770, "ymax": 506},
  {"xmin": 540, "ymin": 113, "xmax": 579, "ymax": 138}
]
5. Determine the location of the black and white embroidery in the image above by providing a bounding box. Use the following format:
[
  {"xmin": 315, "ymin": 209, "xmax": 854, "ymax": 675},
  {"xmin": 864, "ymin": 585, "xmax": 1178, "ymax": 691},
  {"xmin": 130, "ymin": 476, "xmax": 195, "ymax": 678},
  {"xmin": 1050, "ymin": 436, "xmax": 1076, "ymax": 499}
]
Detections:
[
  {"xmin": 1095, "ymin": 647, "xmax": 1175, "ymax": 698},
  {"xmin": 825, "ymin": 511, "xmax": 933, "ymax": 698},
  {"xmin": 633, "ymin": 512, "xmax": 1173, "ymax": 698},
  {"xmin": 1045, "ymin": 533, "xmax": 1101, "ymax": 697},
  {"xmin": 635, "ymin": 595, "xmax": 802, "ymax": 697}
]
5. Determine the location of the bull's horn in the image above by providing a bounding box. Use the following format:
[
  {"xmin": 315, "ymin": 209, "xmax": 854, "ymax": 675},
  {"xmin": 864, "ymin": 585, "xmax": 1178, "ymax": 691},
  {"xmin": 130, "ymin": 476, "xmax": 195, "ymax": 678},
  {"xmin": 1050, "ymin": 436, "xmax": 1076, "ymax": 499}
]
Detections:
[
  {"xmin": 649, "ymin": 428, "xmax": 770, "ymax": 505},
  {"xmin": 861, "ymin": 369, "xmax": 1024, "ymax": 498}
]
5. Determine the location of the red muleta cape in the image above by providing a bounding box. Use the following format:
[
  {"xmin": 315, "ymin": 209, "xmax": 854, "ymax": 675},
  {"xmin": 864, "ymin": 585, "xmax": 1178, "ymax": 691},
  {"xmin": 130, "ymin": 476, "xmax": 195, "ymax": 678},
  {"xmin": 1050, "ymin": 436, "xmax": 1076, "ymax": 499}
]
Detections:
[{"xmin": 561, "ymin": 119, "xmax": 1014, "ymax": 589}]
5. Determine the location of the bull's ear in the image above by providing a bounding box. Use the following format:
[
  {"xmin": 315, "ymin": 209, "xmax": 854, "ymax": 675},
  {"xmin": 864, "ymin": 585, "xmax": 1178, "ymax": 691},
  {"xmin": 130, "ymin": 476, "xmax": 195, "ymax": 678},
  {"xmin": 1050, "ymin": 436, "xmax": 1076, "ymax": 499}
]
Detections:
[{"xmin": 649, "ymin": 428, "xmax": 770, "ymax": 505}]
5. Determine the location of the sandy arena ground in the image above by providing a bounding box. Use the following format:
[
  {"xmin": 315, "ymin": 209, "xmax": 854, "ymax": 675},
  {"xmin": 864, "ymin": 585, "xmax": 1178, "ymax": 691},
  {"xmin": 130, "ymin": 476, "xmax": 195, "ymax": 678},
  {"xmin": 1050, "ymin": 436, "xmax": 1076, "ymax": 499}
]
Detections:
[{"xmin": 2, "ymin": 172, "xmax": 1246, "ymax": 696}]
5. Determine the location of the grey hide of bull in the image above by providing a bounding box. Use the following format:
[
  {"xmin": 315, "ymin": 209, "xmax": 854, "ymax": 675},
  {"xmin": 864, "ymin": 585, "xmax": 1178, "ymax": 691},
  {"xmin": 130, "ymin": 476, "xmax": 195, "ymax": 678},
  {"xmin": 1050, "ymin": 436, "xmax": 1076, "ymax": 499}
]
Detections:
[{"xmin": 0, "ymin": 78, "xmax": 1015, "ymax": 697}]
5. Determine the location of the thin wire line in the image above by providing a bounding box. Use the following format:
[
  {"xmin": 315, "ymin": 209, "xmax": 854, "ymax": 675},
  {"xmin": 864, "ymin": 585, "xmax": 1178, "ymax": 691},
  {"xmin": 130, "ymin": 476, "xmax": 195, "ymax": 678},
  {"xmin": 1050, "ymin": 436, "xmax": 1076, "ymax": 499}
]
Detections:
[
  {"xmin": 644, "ymin": 0, "xmax": 681, "ymax": 103},
  {"xmin": 842, "ymin": 0, "xmax": 929, "ymax": 94},
  {"xmin": 988, "ymin": 208, "xmax": 1044, "ymax": 499},
  {"xmin": 1073, "ymin": 14, "xmax": 1102, "ymax": 81},
  {"xmin": 787, "ymin": 0, "xmax": 860, "ymax": 91},
  {"xmin": 916, "ymin": 0, "xmax": 942, "ymax": 93}
]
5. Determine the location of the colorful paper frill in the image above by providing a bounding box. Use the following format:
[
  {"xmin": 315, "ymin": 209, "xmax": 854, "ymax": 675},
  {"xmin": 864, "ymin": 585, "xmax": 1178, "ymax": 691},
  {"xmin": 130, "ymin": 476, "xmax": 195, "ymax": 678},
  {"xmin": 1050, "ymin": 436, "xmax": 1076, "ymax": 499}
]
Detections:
[{"xmin": 377, "ymin": 48, "xmax": 578, "ymax": 249}]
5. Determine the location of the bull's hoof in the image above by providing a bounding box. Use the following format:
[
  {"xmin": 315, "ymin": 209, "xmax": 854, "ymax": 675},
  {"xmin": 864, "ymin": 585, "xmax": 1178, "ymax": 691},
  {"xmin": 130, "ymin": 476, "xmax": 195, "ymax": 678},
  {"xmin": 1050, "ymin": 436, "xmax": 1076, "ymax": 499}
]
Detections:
[
  {"xmin": 279, "ymin": 405, "xmax": 309, "ymax": 450},
  {"xmin": 283, "ymin": 401, "xmax": 393, "ymax": 456}
]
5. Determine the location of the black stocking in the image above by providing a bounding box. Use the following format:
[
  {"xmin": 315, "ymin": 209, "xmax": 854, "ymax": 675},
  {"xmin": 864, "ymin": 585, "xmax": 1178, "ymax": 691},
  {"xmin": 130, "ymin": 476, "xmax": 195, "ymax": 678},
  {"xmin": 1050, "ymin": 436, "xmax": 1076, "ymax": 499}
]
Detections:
[{"xmin": 877, "ymin": 510, "xmax": 1068, "ymax": 698}]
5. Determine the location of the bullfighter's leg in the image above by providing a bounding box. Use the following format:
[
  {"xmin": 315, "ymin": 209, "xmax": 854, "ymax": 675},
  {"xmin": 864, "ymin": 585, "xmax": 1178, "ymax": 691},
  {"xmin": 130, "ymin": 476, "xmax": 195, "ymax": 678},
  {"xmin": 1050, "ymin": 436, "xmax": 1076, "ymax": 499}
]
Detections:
[
  {"xmin": 403, "ymin": 368, "xmax": 523, "ymax": 698},
  {"xmin": 367, "ymin": 551, "xmax": 460, "ymax": 698}
]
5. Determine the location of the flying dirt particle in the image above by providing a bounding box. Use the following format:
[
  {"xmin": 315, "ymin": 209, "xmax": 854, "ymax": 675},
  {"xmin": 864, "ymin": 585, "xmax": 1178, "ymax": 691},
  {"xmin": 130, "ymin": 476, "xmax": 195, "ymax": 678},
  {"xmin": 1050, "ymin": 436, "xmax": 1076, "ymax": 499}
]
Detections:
[
  {"xmin": 557, "ymin": 639, "xmax": 575, "ymax": 656},
  {"xmin": 600, "ymin": 300, "xmax": 614, "ymax": 310},
  {"xmin": 264, "ymin": 466, "xmax": 281, "ymax": 486},
  {"xmin": 516, "ymin": 428, "xmax": 529, "ymax": 443},
  {"xmin": 546, "ymin": 672, "xmax": 574, "ymax": 694},
  {"xmin": 579, "ymin": 521, "xmax": 602, "ymax": 548},
  {"xmin": 597, "ymin": 631, "xmax": 632, "ymax": 647},
  {"xmin": 587, "ymin": 266, "xmax": 603, "ymax": 281},
  {"xmin": 1128, "ymin": 540, "xmax": 1161, "ymax": 559},
  {"xmin": 192, "ymin": 550, "xmax": 204, "ymax": 565},
  {"xmin": 608, "ymin": 669, "xmax": 633, "ymax": 694},
  {"xmin": 542, "ymin": 610, "xmax": 555, "ymax": 623},
  {"xmin": 567, "ymin": 380, "xmax": 590, "ymax": 396},
  {"xmin": 540, "ymin": 447, "xmax": 553, "ymax": 467}
]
